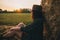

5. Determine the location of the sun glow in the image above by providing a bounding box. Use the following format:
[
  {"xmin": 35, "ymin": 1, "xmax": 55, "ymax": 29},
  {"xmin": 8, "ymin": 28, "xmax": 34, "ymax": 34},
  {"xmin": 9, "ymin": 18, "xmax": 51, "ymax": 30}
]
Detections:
[{"xmin": 15, "ymin": 9, "xmax": 22, "ymax": 13}]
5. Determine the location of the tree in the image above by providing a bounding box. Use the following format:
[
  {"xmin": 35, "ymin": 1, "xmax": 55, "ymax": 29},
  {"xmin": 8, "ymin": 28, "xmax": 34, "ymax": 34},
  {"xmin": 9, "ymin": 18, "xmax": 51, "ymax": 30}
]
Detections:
[
  {"xmin": 0, "ymin": 9, "xmax": 2, "ymax": 13},
  {"xmin": 21, "ymin": 8, "xmax": 31, "ymax": 13}
]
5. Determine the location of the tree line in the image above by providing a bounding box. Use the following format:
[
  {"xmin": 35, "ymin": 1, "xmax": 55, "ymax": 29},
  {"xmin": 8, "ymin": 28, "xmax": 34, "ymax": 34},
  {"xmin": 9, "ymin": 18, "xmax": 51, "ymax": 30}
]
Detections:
[{"xmin": 0, "ymin": 8, "xmax": 31, "ymax": 13}]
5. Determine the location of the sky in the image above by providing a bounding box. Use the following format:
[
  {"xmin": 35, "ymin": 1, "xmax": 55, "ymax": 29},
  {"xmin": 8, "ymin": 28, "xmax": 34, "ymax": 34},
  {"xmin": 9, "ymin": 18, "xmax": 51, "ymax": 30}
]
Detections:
[{"xmin": 0, "ymin": 0, "xmax": 41, "ymax": 11}]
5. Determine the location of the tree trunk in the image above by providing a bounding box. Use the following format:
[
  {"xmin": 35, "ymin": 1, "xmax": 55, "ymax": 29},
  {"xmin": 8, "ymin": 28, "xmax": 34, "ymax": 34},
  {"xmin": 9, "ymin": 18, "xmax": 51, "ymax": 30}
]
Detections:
[{"xmin": 41, "ymin": 0, "xmax": 60, "ymax": 40}]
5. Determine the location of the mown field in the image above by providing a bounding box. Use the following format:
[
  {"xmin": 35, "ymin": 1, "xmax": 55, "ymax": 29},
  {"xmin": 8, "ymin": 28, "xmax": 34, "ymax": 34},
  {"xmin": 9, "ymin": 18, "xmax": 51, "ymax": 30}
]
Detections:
[
  {"xmin": 0, "ymin": 13, "xmax": 32, "ymax": 40},
  {"xmin": 0, "ymin": 13, "xmax": 32, "ymax": 25}
]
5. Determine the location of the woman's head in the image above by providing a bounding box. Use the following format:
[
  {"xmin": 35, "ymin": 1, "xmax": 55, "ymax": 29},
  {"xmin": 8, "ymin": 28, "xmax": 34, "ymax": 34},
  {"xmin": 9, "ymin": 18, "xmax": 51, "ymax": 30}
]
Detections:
[{"xmin": 32, "ymin": 5, "xmax": 42, "ymax": 20}]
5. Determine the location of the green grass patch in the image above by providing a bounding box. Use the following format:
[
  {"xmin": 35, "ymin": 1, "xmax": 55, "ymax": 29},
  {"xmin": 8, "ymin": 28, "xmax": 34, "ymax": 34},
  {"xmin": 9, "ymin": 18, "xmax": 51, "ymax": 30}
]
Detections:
[{"xmin": 0, "ymin": 13, "xmax": 32, "ymax": 25}]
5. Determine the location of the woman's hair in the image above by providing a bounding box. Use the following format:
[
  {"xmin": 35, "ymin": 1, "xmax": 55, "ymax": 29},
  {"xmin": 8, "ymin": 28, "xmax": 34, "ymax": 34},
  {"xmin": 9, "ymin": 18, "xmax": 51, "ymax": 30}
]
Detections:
[{"xmin": 32, "ymin": 5, "xmax": 43, "ymax": 19}]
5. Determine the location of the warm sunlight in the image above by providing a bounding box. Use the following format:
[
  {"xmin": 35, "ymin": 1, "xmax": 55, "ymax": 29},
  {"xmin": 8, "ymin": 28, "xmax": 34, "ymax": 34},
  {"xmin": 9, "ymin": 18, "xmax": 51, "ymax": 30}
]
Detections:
[
  {"xmin": 15, "ymin": 9, "xmax": 22, "ymax": 13},
  {"xmin": 0, "ymin": 0, "xmax": 41, "ymax": 11}
]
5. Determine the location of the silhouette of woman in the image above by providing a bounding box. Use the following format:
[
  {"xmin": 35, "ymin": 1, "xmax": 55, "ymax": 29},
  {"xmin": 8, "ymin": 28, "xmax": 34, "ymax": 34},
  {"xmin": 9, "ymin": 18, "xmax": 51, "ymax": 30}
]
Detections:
[{"xmin": 21, "ymin": 5, "xmax": 43, "ymax": 40}]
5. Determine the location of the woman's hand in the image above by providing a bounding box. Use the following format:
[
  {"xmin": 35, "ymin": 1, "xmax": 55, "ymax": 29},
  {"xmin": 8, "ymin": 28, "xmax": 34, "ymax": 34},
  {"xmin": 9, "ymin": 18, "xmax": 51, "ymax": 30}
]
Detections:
[
  {"xmin": 16, "ymin": 22, "xmax": 26, "ymax": 27},
  {"xmin": 10, "ymin": 27, "xmax": 21, "ymax": 31},
  {"xmin": 10, "ymin": 22, "xmax": 26, "ymax": 31}
]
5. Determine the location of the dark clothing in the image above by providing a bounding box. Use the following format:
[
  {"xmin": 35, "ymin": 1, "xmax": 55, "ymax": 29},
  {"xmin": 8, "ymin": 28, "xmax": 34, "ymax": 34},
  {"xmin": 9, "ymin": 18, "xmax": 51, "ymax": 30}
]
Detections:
[{"xmin": 21, "ymin": 19, "xmax": 43, "ymax": 40}]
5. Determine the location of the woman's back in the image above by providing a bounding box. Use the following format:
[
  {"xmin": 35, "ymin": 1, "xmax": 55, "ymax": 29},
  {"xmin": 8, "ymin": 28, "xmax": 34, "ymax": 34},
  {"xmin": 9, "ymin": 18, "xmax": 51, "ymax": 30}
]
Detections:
[{"xmin": 21, "ymin": 5, "xmax": 43, "ymax": 40}]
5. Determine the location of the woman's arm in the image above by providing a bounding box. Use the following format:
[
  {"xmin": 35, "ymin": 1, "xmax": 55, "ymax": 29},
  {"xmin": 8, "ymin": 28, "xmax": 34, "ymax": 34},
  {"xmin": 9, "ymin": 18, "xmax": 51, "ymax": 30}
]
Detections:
[{"xmin": 21, "ymin": 20, "xmax": 43, "ymax": 33}]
